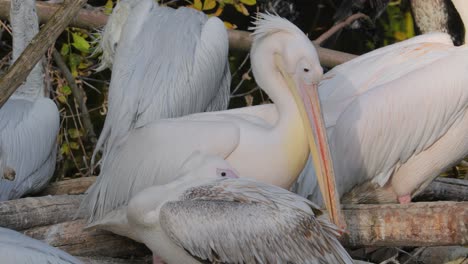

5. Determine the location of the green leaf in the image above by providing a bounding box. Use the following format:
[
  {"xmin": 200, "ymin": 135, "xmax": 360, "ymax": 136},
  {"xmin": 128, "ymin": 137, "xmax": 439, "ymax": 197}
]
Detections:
[
  {"xmin": 60, "ymin": 43, "xmax": 70, "ymax": 56},
  {"xmin": 59, "ymin": 85, "xmax": 72, "ymax": 96},
  {"xmin": 60, "ymin": 143, "xmax": 70, "ymax": 155},
  {"xmin": 68, "ymin": 128, "xmax": 83, "ymax": 139},
  {"xmin": 240, "ymin": 0, "xmax": 255, "ymax": 6},
  {"xmin": 69, "ymin": 142, "xmax": 80, "ymax": 150},
  {"xmin": 71, "ymin": 33, "xmax": 90, "ymax": 53},
  {"xmin": 68, "ymin": 53, "xmax": 81, "ymax": 77}
]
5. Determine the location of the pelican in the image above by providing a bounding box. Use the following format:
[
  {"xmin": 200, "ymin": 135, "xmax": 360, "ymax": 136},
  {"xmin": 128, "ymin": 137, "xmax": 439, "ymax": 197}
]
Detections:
[
  {"xmin": 0, "ymin": 227, "xmax": 82, "ymax": 264},
  {"xmin": 82, "ymin": 13, "xmax": 343, "ymax": 229},
  {"xmin": 295, "ymin": 0, "xmax": 468, "ymax": 204},
  {"xmin": 88, "ymin": 153, "xmax": 352, "ymax": 263},
  {"xmin": 0, "ymin": 0, "xmax": 59, "ymax": 200},
  {"xmin": 91, "ymin": 0, "xmax": 231, "ymax": 168}
]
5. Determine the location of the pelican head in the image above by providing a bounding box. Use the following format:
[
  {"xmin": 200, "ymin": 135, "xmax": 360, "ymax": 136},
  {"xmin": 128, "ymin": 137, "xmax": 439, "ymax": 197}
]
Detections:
[{"xmin": 250, "ymin": 14, "xmax": 344, "ymax": 228}]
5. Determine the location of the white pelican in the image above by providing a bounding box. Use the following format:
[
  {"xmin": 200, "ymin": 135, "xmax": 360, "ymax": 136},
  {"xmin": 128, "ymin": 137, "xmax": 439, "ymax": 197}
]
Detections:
[
  {"xmin": 295, "ymin": 0, "xmax": 468, "ymax": 205},
  {"xmin": 0, "ymin": 227, "xmax": 82, "ymax": 264},
  {"xmin": 82, "ymin": 13, "xmax": 343, "ymax": 228},
  {"xmin": 89, "ymin": 153, "xmax": 352, "ymax": 263},
  {"xmin": 0, "ymin": 0, "xmax": 59, "ymax": 200},
  {"xmin": 91, "ymin": 0, "xmax": 231, "ymax": 168}
]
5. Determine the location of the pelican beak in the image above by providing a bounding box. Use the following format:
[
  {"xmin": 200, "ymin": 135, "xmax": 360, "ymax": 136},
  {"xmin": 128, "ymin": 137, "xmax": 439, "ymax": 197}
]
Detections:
[{"xmin": 274, "ymin": 54, "xmax": 346, "ymax": 230}]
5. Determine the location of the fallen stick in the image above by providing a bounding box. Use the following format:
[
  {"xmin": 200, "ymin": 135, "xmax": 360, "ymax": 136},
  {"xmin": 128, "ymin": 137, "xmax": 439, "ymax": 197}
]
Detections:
[
  {"xmin": 0, "ymin": 195, "xmax": 84, "ymax": 230},
  {"xmin": 23, "ymin": 219, "xmax": 150, "ymax": 258},
  {"xmin": 0, "ymin": 0, "xmax": 357, "ymax": 68},
  {"xmin": 341, "ymin": 201, "xmax": 468, "ymax": 247},
  {"xmin": 39, "ymin": 177, "xmax": 97, "ymax": 196}
]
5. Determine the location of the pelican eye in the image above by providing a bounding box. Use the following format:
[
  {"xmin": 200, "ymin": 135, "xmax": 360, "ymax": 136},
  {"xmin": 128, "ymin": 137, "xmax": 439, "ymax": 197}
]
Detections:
[
  {"xmin": 303, "ymin": 68, "xmax": 309, "ymax": 72},
  {"xmin": 221, "ymin": 172, "xmax": 226, "ymax": 177}
]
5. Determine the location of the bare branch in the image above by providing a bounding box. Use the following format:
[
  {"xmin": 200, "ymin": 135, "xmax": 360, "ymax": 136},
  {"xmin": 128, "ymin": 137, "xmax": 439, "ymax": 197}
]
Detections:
[
  {"xmin": 341, "ymin": 201, "xmax": 468, "ymax": 247},
  {"xmin": 39, "ymin": 176, "xmax": 97, "ymax": 196},
  {"xmin": 314, "ymin": 13, "xmax": 368, "ymax": 46},
  {"xmin": 0, "ymin": 0, "xmax": 88, "ymax": 107},
  {"xmin": 0, "ymin": 195, "xmax": 84, "ymax": 230},
  {"xmin": 0, "ymin": 0, "xmax": 357, "ymax": 68}
]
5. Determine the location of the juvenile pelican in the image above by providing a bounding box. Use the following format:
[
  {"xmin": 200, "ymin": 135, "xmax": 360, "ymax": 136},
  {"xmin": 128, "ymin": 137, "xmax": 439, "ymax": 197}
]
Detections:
[
  {"xmin": 0, "ymin": 0, "xmax": 59, "ymax": 200},
  {"xmin": 83, "ymin": 13, "xmax": 342, "ymax": 228},
  {"xmin": 90, "ymin": 153, "xmax": 352, "ymax": 263},
  {"xmin": 0, "ymin": 227, "xmax": 82, "ymax": 264},
  {"xmin": 91, "ymin": 0, "xmax": 231, "ymax": 168}
]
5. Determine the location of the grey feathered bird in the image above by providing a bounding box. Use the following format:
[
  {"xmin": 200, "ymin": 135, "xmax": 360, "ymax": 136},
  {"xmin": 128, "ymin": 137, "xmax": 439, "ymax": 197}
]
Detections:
[
  {"xmin": 90, "ymin": 0, "xmax": 231, "ymax": 168},
  {"xmin": 0, "ymin": 227, "xmax": 82, "ymax": 264},
  {"xmin": 0, "ymin": 0, "xmax": 59, "ymax": 200}
]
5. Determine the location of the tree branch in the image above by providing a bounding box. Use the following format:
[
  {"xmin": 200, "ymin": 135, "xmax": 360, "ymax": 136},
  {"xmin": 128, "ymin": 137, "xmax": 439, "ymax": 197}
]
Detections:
[
  {"xmin": 314, "ymin": 13, "xmax": 368, "ymax": 46},
  {"xmin": 0, "ymin": 195, "xmax": 84, "ymax": 230},
  {"xmin": 341, "ymin": 201, "xmax": 468, "ymax": 247},
  {"xmin": 2, "ymin": 195, "xmax": 467, "ymax": 247},
  {"xmin": 39, "ymin": 176, "xmax": 97, "ymax": 196},
  {"xmin": 0, "ymin": 0, "xmax": 88, "ymax": 107},
  {"xmin": 0, "ymin": 0, "xmax": 357, "ymax": 69}
]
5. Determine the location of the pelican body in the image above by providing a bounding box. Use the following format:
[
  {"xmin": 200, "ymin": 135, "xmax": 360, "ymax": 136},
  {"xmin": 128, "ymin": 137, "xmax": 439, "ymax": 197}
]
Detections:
[
  {"xmin": 0, "ymin": 0, "xmax": 59, "ymax": 200},
  {"xmin": 82, "ymin": 12, "xmax": 335, "ymax": 225},
  {"xmin": 295, "ymin": 0, "xmax": 468, "ymax": 205},
  {"xmin": 91, "ymin": 0, "xmax": 231, "ymax": 168},
  {"xmin": 0, "ymin": 227, "xmax": 82, "ymax": 264}
]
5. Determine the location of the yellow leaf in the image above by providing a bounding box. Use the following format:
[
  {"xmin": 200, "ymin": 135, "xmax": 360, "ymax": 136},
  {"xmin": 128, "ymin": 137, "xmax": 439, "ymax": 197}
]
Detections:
[
  {"xmin": 203, "ymin": 0, "xmax": 216, "ymax": 10},
  {"xmin": 212, "ymin": 6, "xmax": 224, "ymax": 16},
  {"xmin": 193, "ymin": 0, "xmax": 202, "ymax": 10},
  {"xmin": 104, "ymin": 0, "xmax": 113, "ymax": 15},
  {"xmin": 393, "ymin": 31, "xmax": 406, "ymax": 41},
  {"xmin": 405, "ymin": 11, "xmax": 414, "ymax": 38},
  {"xmin": 234, "ymin": 3, "xmax": 249, "ymax": 16},
  {"xmin": 70, "ymin": 142, "xmax": 80, "ymax": 150},
  {"xmin": 60, "ymin": 144, "xmax": 70, "ymax": 155},
  {"xmin": 223, "ymin": 21, "xmax": 237, "ymax": 29},
  {"xmin": 58, "ymin": 95, "xmax": 67, "ymax": 104},
  {"xmin": 240, "ymin": 0, "xmax": 255, "ymax": 6}
]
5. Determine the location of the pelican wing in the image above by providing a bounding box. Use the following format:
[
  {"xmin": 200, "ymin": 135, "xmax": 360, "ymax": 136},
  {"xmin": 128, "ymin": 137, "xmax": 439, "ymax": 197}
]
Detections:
[
  {"xmin": 0, "ymin": 227, "xmax": 82, "ymax": 264},
  {"xmin": 160, "ymin": 179, "xmax": 352, "ymax": 264},
  {"xmin": 83, "ymin": 119, "xmax": 239, "ymax": 223},
  {"xmin": 93, "ymin": 0, "xmax": 230, "ymax": 164},
  {"xmin": 323, "ymin": 46, "xmax": 468, "ymax": 198},
  {"xmin": 295, "ymin": 33, "xmax": 464, "ymax": 201},
  {"xmin": 0, "ymin": 98, "xmax": 59, "ymax": 200}
]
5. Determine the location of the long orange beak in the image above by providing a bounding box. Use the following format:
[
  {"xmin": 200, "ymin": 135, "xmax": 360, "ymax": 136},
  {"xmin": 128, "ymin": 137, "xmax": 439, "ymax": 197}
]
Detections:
[{"xmin": 274, "ymin": 54, "xmax": 346, "ymax": 230}]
